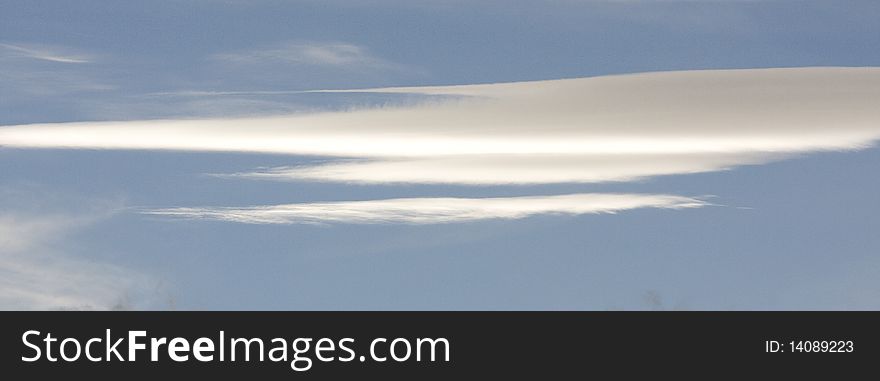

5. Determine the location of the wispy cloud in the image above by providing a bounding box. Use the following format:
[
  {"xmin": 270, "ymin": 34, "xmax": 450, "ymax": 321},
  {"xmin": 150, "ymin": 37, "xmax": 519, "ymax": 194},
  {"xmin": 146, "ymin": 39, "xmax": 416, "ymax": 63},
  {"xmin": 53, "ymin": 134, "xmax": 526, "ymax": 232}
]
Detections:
[
  {"xmin": 143, "ymin": 193, "xmax": 708, "ymax": 225},
  {"xmin": 0, "ymin": 42, "xmax": 92, "ymax": 63},
  {"xmin": 2, "ymin": 67, "xmax": 879, "ymax": 185},
  {"xmin": 212, "ymin": 41, "xmax": 400, "ymax": 71},
  {"xmin": 230, "ymin": 153, "xmax": 777, "ymax": 185},
  {"xmin": 142, "ymin": 90, "xmax": 311, "ymax": 98},
  {"xmin": 0, "ymin": 43, "xmax": 111, "ymax": 103},
  {"xmin": 0, "ymin": 206, "xmax": 152, "ymax": 310}
]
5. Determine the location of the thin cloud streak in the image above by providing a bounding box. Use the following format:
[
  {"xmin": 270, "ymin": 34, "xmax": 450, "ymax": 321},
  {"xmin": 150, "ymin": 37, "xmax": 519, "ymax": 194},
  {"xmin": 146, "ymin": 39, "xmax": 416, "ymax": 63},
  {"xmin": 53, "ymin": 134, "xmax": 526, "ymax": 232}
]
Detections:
[
  {"xmin": 142, "ymin": 90, "xmax": 311, "ymax": 98},
  {"xmin": 0, "ymin": 43, "xmax": 92, "ymax": 63},
  {"xmin": 230, "ymin": 153, "xmax": 779, "ymax": 185},
  {"xmin": 1, "ymin": 67, "xmax": 879, "ymax": 185},
  {"xmin": 143, "ymin": 193, "xmax": 709, "ymax": 225},
  {"xmin": 212, "ymin": 41, "xmax": 400, "ymax": 71}
]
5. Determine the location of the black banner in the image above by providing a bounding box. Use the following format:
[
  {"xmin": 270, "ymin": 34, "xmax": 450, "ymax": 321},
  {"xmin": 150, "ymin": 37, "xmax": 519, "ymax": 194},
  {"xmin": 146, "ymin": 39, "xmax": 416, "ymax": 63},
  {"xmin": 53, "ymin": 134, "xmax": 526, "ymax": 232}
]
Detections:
[{"xmin": 1, "ymin": 312, "xmax": 876, "ymax": 377}]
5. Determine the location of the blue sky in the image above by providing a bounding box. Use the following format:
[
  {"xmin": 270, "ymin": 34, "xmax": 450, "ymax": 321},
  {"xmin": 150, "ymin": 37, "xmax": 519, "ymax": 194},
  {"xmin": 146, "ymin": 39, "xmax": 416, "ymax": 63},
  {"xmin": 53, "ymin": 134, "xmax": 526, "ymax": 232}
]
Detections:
[{"xmin": 1, "ymin": 0, "xmax": 879, "ymax": 310}]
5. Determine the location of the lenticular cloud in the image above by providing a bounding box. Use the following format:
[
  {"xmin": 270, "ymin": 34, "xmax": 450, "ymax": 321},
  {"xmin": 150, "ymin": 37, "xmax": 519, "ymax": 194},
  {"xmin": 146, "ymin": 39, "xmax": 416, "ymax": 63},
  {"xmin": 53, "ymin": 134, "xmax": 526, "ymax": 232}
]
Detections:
[
  {"xmin": 3, "ymin": 67, "xmax": 879, "ymax": 224},
  {"xmin": 2, "ymin": 67, "xmax": 878, "ymax": 186}
]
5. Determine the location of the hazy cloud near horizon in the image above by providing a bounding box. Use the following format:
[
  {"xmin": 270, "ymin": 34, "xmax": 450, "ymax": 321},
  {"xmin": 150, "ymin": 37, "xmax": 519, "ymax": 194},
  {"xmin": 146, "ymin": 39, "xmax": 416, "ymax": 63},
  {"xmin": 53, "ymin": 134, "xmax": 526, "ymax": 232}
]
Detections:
[{"xmin": 0, "ymin": 191, "xmax": 153, "ymax": 310}]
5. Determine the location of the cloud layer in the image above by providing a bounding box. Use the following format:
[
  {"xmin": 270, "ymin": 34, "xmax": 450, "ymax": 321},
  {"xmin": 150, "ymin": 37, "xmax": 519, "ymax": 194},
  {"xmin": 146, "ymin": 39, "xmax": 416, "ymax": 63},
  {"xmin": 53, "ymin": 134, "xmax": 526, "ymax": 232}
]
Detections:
[
  {"xmin": 2, "ymin": 67, "xmax": 878, "ymax": 185},
  {"xmin": 2, "ymin": 67, "xmax": 878, "ymax": 224},
  {"xmin": 143, "ymin": 193, "xmax": 708, "ymax": 225}
]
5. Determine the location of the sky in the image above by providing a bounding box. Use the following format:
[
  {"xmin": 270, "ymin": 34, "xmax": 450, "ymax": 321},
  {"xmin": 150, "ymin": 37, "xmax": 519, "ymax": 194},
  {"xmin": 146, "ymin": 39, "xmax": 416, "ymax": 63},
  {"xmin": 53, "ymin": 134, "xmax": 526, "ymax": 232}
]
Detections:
[{"xmin": 1, "ymin": 0, "xmax": 879, "ymax": 310}]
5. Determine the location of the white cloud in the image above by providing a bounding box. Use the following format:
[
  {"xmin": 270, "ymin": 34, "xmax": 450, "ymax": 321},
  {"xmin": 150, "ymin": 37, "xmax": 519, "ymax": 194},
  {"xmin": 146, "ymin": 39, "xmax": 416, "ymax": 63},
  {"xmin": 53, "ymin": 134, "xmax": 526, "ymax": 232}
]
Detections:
[
  {"xmin": 230, "ymin": 153, "xmax": 777, "ymax": 185},
  {"xmin": 0, "ymin": 194, "xmax": 152, "ymax": 310},
  {"xmin": 0, "ymin": 214, "xmax": 82, "ymax": 253},
  {"xmin": 0, "ymin": 42, "xmax": 92, "ymax": 64},
  {"xmin": 212, "ymin": 41, "xmax": 399, "ymax": 70},
  {"xmin": 2, "ymin": 67, "xmax": 879, "ymax": 185},
  {"xmin": 143, "ymin": 193, "xmax": 708, "ymax": 225}
]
